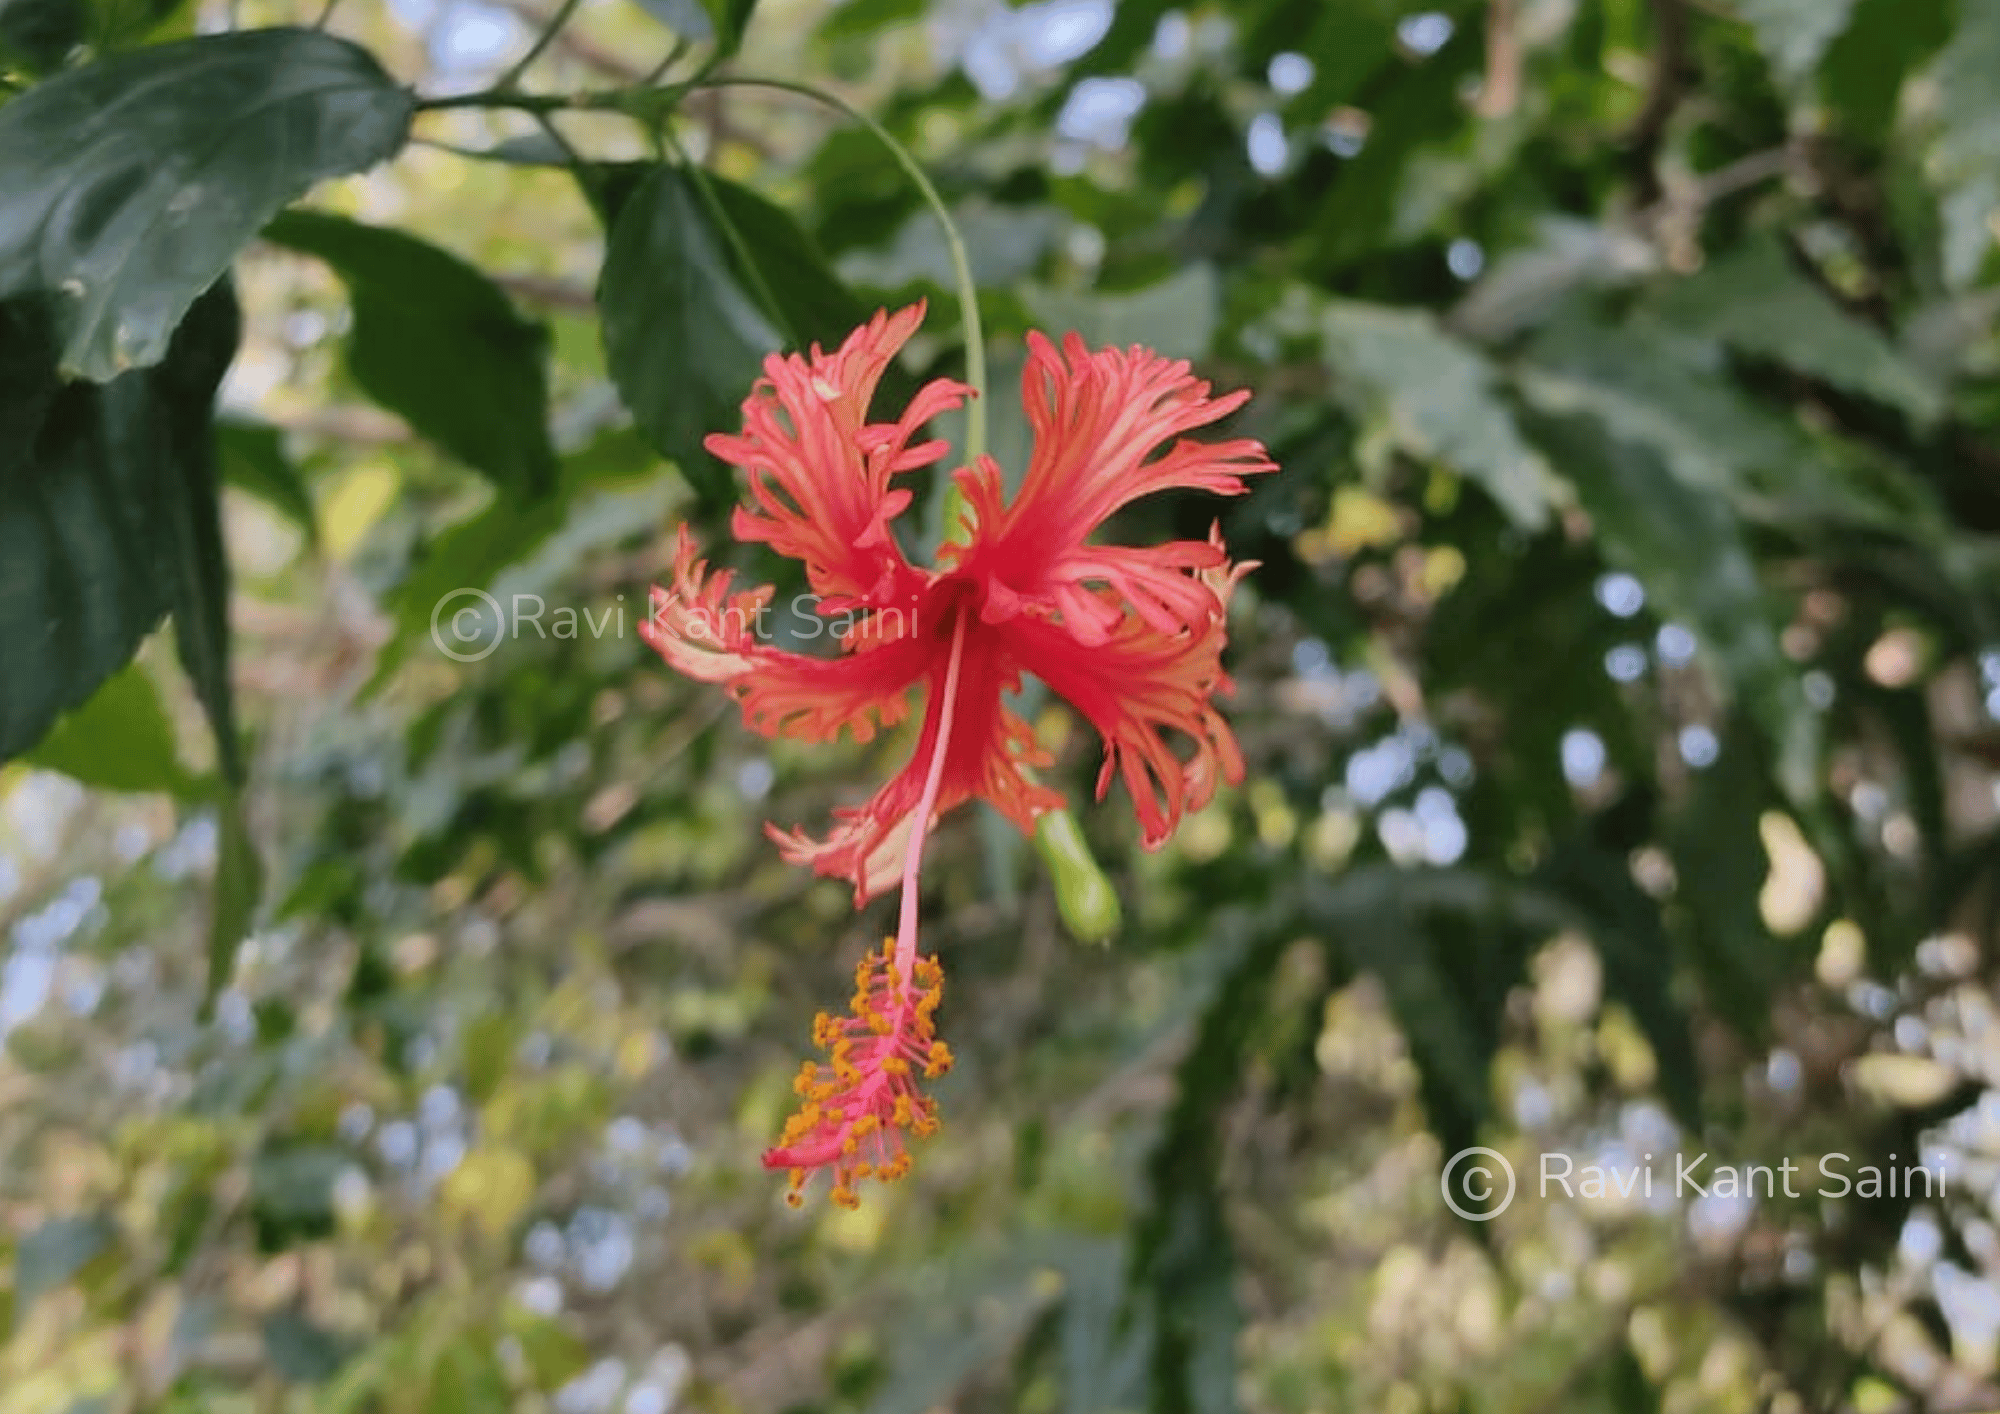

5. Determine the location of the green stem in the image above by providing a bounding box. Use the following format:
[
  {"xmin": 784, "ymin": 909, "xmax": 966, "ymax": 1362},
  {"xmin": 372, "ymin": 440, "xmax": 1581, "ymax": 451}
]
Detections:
[
  {"xmin": 695, "ymin": 76, "xmax": 988, "ymax": 477},
  {"xmin": 497, "ymin": 0, "xmax": 586, "ymax": 91},
  {"xmin": 531, "ymin": 110, "xmax": 585, "ymax": 166},
  {"xmin": 645, "ymin": 35, "xmax": 692, "ymax": 85},
  {"xmin": 414, "ymin": 89, "xmax": 578, "ymax": 114}
]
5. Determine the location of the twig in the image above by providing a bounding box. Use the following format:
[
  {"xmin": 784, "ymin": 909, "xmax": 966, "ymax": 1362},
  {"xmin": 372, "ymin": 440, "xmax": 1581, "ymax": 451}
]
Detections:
[
  {"xmin": 1625, "ymin": 0, "xmax": 1690, "ymax": 201},
  {"xmin": 1476, "ymin": 0, "xmax": 1519, "ymax": 119},
  {"xmin": 489, "ymin": 0, "xmax": 648, "ymax": 79},
  {"xmin": 496, "ymin": 0, "xmax": 587, "ymax": 91}
]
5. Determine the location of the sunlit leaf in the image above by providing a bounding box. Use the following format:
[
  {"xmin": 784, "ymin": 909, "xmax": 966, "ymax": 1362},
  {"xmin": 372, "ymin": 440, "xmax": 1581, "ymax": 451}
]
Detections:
[{"xmin": 23, "ymin": 660, "xmax": 200, "ymax": 797}]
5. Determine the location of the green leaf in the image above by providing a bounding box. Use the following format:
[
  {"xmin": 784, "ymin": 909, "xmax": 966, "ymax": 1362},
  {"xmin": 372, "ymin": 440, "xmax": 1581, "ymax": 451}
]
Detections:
[
  {"xmin": 697, "ymin": 0, "xmax": 754, "ymax": 54},
  {"xmin": 1927, "ymin": 2, "xmax": 2000, "ymax": 285},
  {"xmin": 0, "ymin": 29, "xmax": 413, "ymax": 382},
  {"xmin": 207, "ymin": 787, "xmax": 264, "ymax": 1006},
  {"xmin": 707, "ymin": 174, "xmax": 871, "ymax": 350},
  {"xmin": 1131, "ymin": 906, "xmax": 1292, "ymax": 1414},
  {"xmin": 1735, "ymin": 0, "xmax": 1860, "ymax": 83},
  {"xmin": 0, "ymin": 0, "xmax": 83, "ymax": 71},
  {"xmin": 1517, "ymin": 384, "xmax": 1817, "ymax": 803},
  {"xmin": 1055, "ymin": 1239, "xmax": 1148, "ymax": 1414},
  {"xmin": 263, "ymin": 1310, "xmax": 351, "ymax": 1383},
  {"xmin": 23, "ymin": 661, "xmax": 199, "ymax": 797},
  {"xmin": 1308, "ymin": 869, "xmax": 1536, "ymax": 1167},
  {"xmin": 0, "ymin": 282, "xmax": 240, "ymax": 767},
  {"xmin": 1821, "ymin": 0, "xmax": 1951, "ymax": 142},
  {"xmin": 156, "ymin": 282, "xmax": 246, "ymax": 785},
  {"xmin": 218, "ymin": 418, "xmax": 317, "ymax": 543},
  {"xmin": 429, "ymin": 1338, "xmax": 511, "ymax": 1414},
  {"xmin": 867, "ymin": 1242, "xmax": 1067, "ymax": 1414},
  {"xmin": 263, "ymin": 210, "xmax": 556, "ymax": 501},
  {"xmin": 14, "ymin": 1215, "xmax": 115, "ymax": 1315},
  {"xmin": 598, "ymin": 165, "xmax": 780, "ymax": 513},
  {"xmin": 1670, "ymin": 716, "xmax": 1789, "ymax": 1038},
  {"xmin": 1648, "ymin": 235, "xmax": 1943, "ymax": 426},
  {"xmin": 249, "ymin": 1144, "xmax": 344, "ymax": 1228},
  {"xmin": 819, "ymin": 0, "xmax": 921, "ymax": 42},
  {"xmin": 1321, "ymin": 299, "xmax": 1558, "ymax": 530},
  {"xmin": 1023, "ymin": 263, "xmax": 1220, "ymax": 362}
]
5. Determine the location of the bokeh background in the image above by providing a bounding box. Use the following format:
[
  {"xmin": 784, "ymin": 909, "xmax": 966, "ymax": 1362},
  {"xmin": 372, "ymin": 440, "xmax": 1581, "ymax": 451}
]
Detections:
[{"xmin": 7, "ymin": 0, "xmax": 2000, "ymax": 1411}]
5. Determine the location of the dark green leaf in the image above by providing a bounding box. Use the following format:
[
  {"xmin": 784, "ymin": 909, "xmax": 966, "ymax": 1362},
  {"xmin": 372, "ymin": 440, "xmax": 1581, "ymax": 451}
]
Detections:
[
  {"xmin": 14, "ymin": 1215, "xmax": 115, "ymax": 1315},
  {"xmin": 1131, "ymin": 906, "xmax": 1291, "ymax": 1414},
  {"xmin": 206, "ymin": 787, "xmax": 264, "ymax": 1006},
  {"xmin": 1926, "ymin": 1, "xmax": 2000, "ymax": 285},
  {"xmin": 1308, "ymin": 868, "xmax": 1537, "ymax": 1168},
  {"xmin": 1517, "ymin": 391, "xmax": 1818, "ymax": 802},
  {"xmin": 0, "ymin": 282, "xmax": 239, "ymax": 766},
  {"xmin": 1669, "ymin": 716, "xmax": 1788, "ymax": 1038},
  {"xmin": 1821, "ymin": 0, "xmax": 1951, "ymax": 142},
  {"xmin": 1056, "ymin": 1239, "xmax": 1148, "ymax": 1414},
  {"xmin": 263, "ymin": 209, "xmax": 556, "ymax": 501},
  {"xmin": 708, "ymin": 174, "xmax": 871, "ymax": 350},
  {"xmin": 1322, "ymin": 300, "xmax": 1556, "ymax": 530},
  {"xmin": 250, "ymin": 1144, "xmax": 344, "ymax": 1227},
  {"xmin": 0, "ymin": 0, "xmax": 82, "ymax": 71},
  {"xmin": 218, "ymin": 418, "xmax": 317, "ymax": 543},
  {"xmin": 697, "ymin": 0, "xmax": 754, "ymax": 54},
  {"xmin": 156, "ymin": 280, "xmax": 245, "ymax": 785},
  {"xmin": 598, "ymin": 165, "xmax": 780, "ymax": 512},
  {"xmin": 23, "ymin": 661, "xmax": 201, "ymax": 797},
  {"xmin": 0, "ymin": 29, "xmax": 412, "ymax": 381},
  {"xmin": 1648, "ymin": 235, "xmax": 1944, "ymax": 426},
  {"xmin": 263, "ymin": 1309, "xmax": 350, "ymax": 1383}
]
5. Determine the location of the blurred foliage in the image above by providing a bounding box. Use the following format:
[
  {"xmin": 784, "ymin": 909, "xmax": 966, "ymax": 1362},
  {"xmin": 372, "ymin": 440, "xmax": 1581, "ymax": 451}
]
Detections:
[{"xmin": 8, "ymin": 0, "xmax": 2000, "ymax": 1412}]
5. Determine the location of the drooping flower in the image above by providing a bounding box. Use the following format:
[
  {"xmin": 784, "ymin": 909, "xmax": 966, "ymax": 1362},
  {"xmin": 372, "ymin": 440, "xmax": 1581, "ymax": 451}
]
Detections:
[{"xmin": 640, "ymin": 303, "xmax": 1274, "ymax": 1206}]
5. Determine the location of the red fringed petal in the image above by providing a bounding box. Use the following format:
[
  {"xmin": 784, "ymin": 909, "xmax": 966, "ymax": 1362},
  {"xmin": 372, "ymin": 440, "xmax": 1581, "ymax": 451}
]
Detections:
[
  {"xmin": 950, "ymin": 334, "xmax": 1274, "ymax": 637},
  {"xmin": 706, "ymin": 302, "xmax": 968, "ymax": 612},
  {"xmin": 640, "ymin": 527, "xmax": 933, "ymax": 747},
  {"xmin": 1007, "ymin": 539, "xmax": 1252, "ymax": 847}
]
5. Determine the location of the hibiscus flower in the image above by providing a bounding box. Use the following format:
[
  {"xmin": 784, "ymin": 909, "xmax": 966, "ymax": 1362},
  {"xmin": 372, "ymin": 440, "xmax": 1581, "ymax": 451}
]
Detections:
[{"xmin": 641, "ymin": 302, "xmax": 1274, "ymax": 1206}]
